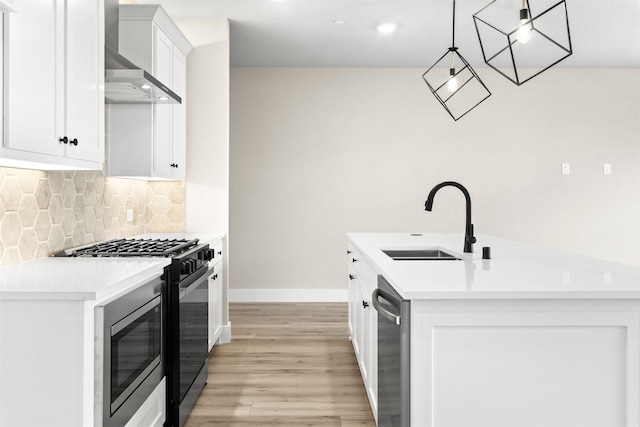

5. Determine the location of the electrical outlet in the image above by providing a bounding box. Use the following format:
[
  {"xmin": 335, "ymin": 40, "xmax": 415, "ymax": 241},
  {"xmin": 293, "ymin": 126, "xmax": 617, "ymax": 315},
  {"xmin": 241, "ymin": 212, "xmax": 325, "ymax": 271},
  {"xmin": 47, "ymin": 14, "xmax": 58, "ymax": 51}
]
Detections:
[
  {"xmin": 561, "ymin": 163, "xmax": 570, "ymax": 175},
  {"xmin": 603, "ymin": 163, "xmax": 612, "ymax": 175},
  {"xmin": 126, "ymin": 209, "xmax": 134, "ymax": 223}
]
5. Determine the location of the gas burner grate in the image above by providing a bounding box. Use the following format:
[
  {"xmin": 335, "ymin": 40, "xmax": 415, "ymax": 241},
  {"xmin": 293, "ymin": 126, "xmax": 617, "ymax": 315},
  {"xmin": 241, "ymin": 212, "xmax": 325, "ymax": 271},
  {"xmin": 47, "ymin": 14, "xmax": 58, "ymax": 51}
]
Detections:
[{"xmin": 70, "ymin": 238, "xmax": 200, "ymax": 257}]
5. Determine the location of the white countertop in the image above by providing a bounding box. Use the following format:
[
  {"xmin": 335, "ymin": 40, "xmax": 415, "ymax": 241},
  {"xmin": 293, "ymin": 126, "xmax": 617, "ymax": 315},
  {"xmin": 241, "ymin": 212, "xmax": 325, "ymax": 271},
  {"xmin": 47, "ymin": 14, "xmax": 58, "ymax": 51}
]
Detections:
[
  {"xmin": 348, "ymin": 233, "xmax": 640, "ymax": 300},
  {"xmin": 0, "ymin": 257, "xmax": 170, "ymax": 302},
  {"xmin": 0, "ymin": 232, "xmax": 224, "ymax": 302}
]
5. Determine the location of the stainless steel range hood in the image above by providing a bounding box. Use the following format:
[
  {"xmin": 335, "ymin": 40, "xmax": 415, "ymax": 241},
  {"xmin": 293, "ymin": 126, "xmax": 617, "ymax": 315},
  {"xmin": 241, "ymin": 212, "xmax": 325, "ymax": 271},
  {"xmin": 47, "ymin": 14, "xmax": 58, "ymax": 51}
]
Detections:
[{"xmin": 104, "ymin": 0, "xmax": 181, "ymax": 104}]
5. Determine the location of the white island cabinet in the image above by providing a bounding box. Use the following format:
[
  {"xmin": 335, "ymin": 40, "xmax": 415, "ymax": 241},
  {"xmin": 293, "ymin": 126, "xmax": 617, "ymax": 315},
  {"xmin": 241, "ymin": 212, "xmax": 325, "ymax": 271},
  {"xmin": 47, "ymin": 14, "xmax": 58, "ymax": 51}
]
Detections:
[
  {"xmin": 347, "ymin": 242, "xmax": 378, "ymax": 422},
  {"xmin": 348, "ymin": 232, "xmax": 640, "ymax": 427},
  {"xmin": 0, "ymin": 257, "xmax": 170, "ymax": 427},
  {"xmin": 1, "ymin": 0, "xmax": 104, "ymax": 170}
]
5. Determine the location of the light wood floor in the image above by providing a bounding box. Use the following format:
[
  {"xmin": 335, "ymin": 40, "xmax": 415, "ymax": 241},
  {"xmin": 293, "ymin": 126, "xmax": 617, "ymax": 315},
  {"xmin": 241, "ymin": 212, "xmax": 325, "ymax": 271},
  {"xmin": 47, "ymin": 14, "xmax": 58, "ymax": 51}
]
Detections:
[{"xmin": 184, "ymin": 303, "xmax": 376, "ymax": 427}]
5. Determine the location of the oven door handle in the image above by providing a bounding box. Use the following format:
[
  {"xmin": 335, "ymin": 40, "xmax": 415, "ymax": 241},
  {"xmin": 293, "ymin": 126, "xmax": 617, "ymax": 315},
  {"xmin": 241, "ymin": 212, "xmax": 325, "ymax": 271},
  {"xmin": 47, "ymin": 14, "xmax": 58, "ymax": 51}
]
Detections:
[
  {"xmin": 372, "ymin": 288, "xmax": 402, "ymax": 326},
  {"xmin": 111, "ymin": 295, "xmax": 161, "ymax": 336},
  {"xmin": 180, "ymin": 271, "xmax": 208, "ymax": 299}
]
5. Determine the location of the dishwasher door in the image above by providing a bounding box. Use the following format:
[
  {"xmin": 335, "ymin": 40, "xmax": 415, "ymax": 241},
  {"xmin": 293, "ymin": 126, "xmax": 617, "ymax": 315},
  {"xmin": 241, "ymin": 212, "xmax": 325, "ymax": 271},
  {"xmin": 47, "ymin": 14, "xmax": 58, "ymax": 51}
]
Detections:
[{"xmin": 372, "ymin": 275, "xmax": 410, "ymax": 427}]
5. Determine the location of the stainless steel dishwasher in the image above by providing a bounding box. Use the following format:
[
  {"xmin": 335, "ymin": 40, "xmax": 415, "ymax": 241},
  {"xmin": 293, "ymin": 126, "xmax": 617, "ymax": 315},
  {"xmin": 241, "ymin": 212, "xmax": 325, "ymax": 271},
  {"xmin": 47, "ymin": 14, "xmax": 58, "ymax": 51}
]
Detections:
[{"xmin": 372, "ymin": 275, "xmax": 411, "ymax": 427}]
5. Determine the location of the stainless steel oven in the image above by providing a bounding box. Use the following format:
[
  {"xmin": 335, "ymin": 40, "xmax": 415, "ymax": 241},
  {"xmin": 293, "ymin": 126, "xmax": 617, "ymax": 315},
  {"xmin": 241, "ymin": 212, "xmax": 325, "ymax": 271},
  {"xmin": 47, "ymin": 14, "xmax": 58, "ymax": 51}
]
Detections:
[
  {"xmin": 166, "ymin": 247, "xmax": 211, "ymax": 427},
  {"xmin": 95, "ymin": 276, "xmax": 164, "ymax": 427}
]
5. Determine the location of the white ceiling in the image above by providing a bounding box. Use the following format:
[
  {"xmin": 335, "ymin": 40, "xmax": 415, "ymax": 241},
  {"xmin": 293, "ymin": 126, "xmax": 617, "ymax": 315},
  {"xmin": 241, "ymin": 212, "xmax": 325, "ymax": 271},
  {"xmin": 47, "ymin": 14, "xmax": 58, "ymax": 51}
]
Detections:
[{"xmin": 133, "ymin": 0, "xmax": 640, "ymax": 68}]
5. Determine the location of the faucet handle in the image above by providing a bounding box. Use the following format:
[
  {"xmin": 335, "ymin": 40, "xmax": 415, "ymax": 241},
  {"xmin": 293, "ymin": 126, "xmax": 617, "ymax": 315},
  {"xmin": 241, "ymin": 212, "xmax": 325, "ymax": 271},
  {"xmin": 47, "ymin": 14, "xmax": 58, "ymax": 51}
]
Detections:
[{"xmin": 466, "ymin": 224, "xmax": 477, "ymax": 243}]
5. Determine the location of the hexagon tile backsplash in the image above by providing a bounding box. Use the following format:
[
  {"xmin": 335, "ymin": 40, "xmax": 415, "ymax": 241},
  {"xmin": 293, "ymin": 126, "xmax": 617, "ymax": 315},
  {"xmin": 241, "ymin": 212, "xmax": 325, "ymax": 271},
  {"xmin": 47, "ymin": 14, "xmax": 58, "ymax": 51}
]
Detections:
[{"xmin": 0, "ymin": 167, "xmax": 185, "ymax": 266}]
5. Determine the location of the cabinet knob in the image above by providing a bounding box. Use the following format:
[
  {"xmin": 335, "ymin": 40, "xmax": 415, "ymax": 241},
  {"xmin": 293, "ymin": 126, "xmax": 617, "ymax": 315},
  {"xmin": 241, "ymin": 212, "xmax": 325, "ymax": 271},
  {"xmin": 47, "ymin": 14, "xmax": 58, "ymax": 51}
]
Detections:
[
  {"xmin": 349, "ymin": 274, "xmax": 355, "ymax": 280},
  {"xmin": 70, "ymin": 138, "xmax": 78, "ymax": 146},
  {"xmin": 217, "ymin": 251, "xmax": 222, "ymax": 255},
  {"xmin": 362, "ymin": 300, "xmax": 369, "ymax": 309},
  {"xmin": 59, "ymin": 136, "xmax": 68, "ymax": 144},
  {"xmin": 212, "ymin": 274, "xmax": 218, "ymax": 280},
  {"xmin": 352, "ymin": 258, "xmax": 357, "ymax": 263},
  {"xmin": 347, "ymin": 250, "xmax": 352, "ymax": 254}
]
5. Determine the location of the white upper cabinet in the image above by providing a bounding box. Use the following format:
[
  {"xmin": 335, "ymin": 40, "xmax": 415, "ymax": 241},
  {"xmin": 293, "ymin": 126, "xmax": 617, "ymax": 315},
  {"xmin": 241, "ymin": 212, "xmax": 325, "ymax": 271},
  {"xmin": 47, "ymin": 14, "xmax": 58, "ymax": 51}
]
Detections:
[
  {"xmin": 107, "ymin": 5, "xmax": 192, "ymax": 180},
  {"xmin": 1, "ymin": 0, "xmax": 104, "ymax": 170}
]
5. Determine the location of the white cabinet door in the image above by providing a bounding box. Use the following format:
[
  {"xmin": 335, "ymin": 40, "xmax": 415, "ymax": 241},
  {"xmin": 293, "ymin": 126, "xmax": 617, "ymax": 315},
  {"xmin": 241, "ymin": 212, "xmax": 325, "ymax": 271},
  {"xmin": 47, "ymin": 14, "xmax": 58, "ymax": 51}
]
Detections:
[
  {"xmin": 64, "ymin": 0, "xmax": 103, "ymax": 162},
  {"xmin": 170, "ymin": 48, "xmax": 187, "ymax": 178},
  {"xmin": 3, "ymin": 0, "xmax": 103, "ymax": 169},
  {"xmin": 5, "ymin": 0, "xmax": 59, "ymax": 156},
  {"xmin": 358, "ymin": 280, "xmax": 371, "ymax": 385},
  {"xmin": 361, "ymin": 259, "xmax": 378, "ymax": 419},
  {"xmin": 208, "ymin": 262, "xmax": 223, "ymax": 351},
  {"xmin": 152, "ymin": 26, "xmax": 173, "ymax": 178}
]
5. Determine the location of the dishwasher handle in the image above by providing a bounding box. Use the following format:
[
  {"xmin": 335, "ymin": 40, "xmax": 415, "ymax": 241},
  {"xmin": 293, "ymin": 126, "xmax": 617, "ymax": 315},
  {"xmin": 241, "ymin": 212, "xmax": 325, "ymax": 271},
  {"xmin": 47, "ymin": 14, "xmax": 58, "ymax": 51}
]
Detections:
[{"xmin": 372, "ymin": 288, "xmax": 402, "ymax": 326}]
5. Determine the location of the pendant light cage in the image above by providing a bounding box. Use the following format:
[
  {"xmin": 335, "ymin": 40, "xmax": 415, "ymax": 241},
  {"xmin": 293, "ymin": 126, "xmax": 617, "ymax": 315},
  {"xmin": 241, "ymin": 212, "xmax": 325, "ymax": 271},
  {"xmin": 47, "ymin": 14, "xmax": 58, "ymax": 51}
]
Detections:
[
  {"xmin": 423, "ymin": 0, "xmax": 491, "ymax": 121},
  {"xmin": 473, "ymin": 0, "xmax": 572, "ymax": 85},
  {"xmin": 422, "ymin": 48, "xmax": 492, "ymax": 121}
]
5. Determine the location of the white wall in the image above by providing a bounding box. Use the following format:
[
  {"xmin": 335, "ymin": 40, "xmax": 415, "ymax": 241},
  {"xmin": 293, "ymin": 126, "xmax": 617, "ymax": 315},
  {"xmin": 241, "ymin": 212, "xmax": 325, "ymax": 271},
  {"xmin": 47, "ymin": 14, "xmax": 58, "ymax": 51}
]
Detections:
[
  {"xmin": 229, "ymin": 68, "xmax": 640, "ymax": 294},
  {"xmin": 177, "ymin": 18, "xmax": 231, "ymax": 319},
  {"xmin": 179, "ymin": 19, "xmax": 229, "ymax": 235}
]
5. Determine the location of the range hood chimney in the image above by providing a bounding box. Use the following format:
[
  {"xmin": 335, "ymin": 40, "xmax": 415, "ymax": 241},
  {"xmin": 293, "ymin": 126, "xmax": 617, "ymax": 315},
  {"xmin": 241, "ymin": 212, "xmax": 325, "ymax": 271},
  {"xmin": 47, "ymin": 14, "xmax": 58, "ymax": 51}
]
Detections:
[{"xmin": 104, "ymin": 0, "xmax": 181, "ymax": 104}]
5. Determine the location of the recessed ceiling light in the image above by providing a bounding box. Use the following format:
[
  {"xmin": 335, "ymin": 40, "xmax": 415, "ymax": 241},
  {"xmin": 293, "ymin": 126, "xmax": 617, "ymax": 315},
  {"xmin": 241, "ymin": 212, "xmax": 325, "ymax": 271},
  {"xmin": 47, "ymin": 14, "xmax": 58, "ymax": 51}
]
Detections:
[
  {"xmin": 333, "ymin": 20, "xmax": 345, "ymax": 25},
  {"xmin": 377, "ymin": 22, "xmax": 397, "ymax": 34}
]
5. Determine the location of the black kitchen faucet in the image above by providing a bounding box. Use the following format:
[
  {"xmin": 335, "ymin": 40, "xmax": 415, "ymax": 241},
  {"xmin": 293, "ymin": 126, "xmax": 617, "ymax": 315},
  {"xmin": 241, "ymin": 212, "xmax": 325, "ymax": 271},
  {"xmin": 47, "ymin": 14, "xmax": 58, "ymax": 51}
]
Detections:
[{"xmin": 425, "ymin": 181, "xmax": 476, "ymax": 253}]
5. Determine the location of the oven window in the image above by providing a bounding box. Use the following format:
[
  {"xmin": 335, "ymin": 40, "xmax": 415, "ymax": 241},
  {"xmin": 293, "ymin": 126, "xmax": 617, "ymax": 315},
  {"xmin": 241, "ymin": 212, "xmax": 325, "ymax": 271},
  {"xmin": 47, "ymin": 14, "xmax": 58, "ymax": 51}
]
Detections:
[
  {"xmin": 179, "ymin": 278, "xmax": 208, "ymax": 402},
  {"xmin": 110, "ymin": 297, "xmax": 162, "ymax": 411}
]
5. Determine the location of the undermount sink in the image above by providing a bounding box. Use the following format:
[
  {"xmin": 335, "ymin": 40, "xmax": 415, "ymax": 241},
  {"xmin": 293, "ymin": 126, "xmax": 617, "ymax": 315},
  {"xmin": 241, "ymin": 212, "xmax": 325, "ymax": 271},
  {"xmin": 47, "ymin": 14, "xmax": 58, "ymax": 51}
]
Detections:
[{"xmin": 382, "ymin": 248, "xmax": 461, "ymax": 261}]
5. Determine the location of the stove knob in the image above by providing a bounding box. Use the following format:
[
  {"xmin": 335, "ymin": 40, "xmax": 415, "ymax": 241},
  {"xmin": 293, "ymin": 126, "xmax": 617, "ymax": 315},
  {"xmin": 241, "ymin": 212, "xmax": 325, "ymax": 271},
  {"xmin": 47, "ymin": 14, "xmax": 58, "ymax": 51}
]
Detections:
[
  {"xmin": 202, "ymin": 249, "xmax": 215, "ymax": 261},
  {"xmin": 181, "ymin": 259, "xmax": 195, "ymax": 275}
]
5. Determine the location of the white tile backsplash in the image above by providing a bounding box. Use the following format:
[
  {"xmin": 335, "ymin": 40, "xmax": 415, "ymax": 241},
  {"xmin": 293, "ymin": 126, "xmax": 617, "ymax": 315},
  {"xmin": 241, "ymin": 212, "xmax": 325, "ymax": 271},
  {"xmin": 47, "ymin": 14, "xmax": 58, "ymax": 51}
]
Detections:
[{"xmin": 0, "ymin": 167, "xmax": 185, "ymax": 266}]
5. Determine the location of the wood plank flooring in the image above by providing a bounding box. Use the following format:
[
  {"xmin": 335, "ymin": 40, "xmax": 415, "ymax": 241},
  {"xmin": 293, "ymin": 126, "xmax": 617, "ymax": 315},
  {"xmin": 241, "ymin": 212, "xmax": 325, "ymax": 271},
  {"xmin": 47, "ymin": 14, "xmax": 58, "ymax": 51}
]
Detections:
[{"xmin": 184, "ymin": 303, "xmax": 376, "ymax": 427}]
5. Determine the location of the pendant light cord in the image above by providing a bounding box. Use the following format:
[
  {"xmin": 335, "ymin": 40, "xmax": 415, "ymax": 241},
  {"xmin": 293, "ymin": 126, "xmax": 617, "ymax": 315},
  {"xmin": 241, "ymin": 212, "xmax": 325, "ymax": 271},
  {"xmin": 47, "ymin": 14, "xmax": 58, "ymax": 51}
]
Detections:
[
  {"xmin": 450, "ymin": 0, "xmax": 456, "ymax": 69},
  {"xmin": 451, "ymin": 0, "xmax": 456, "ymax": 47}
]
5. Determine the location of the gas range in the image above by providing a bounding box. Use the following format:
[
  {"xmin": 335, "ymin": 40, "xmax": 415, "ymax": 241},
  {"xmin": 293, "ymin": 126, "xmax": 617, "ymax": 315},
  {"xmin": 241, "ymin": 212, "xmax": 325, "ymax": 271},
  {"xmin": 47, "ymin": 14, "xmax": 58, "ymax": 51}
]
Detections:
[
  {"xmin": 57, "ymin": 237, "xmax": 206, "ymax": 258},
  {"xmin": 56, "ymin": 238, "xmax": 215, "ymax": 279}
]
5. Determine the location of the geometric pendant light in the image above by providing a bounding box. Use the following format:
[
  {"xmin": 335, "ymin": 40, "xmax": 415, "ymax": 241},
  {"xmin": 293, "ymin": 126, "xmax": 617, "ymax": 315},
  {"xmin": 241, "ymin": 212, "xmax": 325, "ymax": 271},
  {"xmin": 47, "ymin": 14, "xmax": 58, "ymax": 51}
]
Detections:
[
  {"xmin": 473, "ymin": 0, "xmax": 572, "ymax": 85},
  {"xmin": 422, "ymin": 0, "xmax": 491, "ymax": 121}
]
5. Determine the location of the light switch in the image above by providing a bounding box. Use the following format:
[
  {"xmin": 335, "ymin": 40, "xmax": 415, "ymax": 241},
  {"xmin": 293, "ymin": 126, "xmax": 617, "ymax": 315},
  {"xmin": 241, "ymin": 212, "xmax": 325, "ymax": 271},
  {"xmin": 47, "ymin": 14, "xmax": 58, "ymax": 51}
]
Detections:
[
  {"xmin": 126, "ymin": 209, "xmax": 134, "ymax": 223},
  {"xmin": 603, "ymin": 163, "xmax": 612, "ymax": 175},
  {"xmin": 561, "ymin": 163, "xmax": 570, "ymax": 175}
]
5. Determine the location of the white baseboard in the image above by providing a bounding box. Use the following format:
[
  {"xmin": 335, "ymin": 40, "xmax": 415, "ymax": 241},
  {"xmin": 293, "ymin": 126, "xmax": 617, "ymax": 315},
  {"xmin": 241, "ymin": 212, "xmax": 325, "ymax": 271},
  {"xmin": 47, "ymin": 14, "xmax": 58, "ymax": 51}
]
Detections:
[
  {"xmin": 219, "ymin": 323, "xmax": 232, "ymax": 344},
  {"xmin": 229, "ymin": 288, "xmax": 348, "ymax": 303}
]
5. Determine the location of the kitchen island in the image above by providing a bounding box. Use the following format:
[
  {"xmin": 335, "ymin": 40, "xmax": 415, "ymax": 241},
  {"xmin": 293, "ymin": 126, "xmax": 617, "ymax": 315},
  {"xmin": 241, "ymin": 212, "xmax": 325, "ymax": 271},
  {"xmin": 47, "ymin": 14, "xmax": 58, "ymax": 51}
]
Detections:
[{"xmin": 347, "ymin": 233, "xmax": 640, "ymax": 427}]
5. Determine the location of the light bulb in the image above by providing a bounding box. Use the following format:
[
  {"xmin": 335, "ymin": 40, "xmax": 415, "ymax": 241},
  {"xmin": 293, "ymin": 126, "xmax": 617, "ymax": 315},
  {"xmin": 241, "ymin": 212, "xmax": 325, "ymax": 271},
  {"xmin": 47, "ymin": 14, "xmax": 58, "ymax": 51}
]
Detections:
[
  {"xmin": 377, "ymin": 22, "xmax": 397, "ymax": 34},
  {"xmin": 517, "ymin": 8, "xmax": 532, "ymax": 44},
  {"xmin": 447, "ymin": 68, "xmax": 458, "ymax": 93}
]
